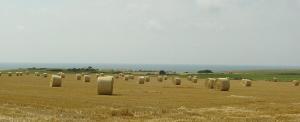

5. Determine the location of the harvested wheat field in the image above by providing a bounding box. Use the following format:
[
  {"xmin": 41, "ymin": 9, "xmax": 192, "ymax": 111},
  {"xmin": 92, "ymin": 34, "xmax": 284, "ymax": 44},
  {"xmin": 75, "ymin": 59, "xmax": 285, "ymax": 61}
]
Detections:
[{"xmin": 0, "ymin": 74, "xmax": 300, "ymax": 121}]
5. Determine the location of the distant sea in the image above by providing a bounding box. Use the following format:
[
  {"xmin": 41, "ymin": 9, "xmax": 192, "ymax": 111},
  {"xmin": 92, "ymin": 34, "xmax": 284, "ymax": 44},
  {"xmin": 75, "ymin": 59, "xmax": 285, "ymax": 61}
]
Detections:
[{"xmin": 0, "ymin": 63, "xmax": 299, "ymax": 72}]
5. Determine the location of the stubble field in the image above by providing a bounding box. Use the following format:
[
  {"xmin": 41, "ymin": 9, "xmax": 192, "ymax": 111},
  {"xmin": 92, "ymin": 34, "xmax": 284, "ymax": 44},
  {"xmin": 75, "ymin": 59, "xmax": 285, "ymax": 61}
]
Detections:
[{"xmin": 0, "ymin": 74, "xmax": 300, "ymax": 122}]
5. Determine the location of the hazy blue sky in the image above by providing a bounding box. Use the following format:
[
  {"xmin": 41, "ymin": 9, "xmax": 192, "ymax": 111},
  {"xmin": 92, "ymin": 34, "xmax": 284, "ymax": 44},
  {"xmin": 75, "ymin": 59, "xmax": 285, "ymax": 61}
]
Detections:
[{"xmin": 0, "ymin": 0, "xmax": 299, "ymax": 65}]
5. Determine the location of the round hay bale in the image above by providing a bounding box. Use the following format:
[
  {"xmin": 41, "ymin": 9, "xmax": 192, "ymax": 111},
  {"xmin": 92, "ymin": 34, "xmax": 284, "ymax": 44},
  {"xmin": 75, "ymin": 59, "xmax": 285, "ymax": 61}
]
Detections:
[
  {"xmin": 35, "ymin": 72, "xmax": 40, "ymax": 76},
  {"xmin": 241, "ymin": 79, "xmax": 252, "ymax": 87},
  {"xmin": 76, "ymin": 74, "xmax": 82, "ymax": 80},
  {"xmin": 114, "ymin": 75, "xmax": 119, "ymax": 79},
  {"xmin": 138, "ymin": 76, "xmax": 145, "ymax": 84},
  {"xmin": 50, "ymin": 75, "xmax": 62, "ymax": 87},
  {"xmin": 192, "ymin": 77, "xmax": 198, "ymax": 83},
  {"xmin": 157, "ymin": 76, "xmax": 163, "ymax": 82},
  {"xmin": 215, "ymin": 78, "xmax": 230, "ymax": 91},
  {"xmin": 83, "ymin": 75, "xmax": 91, "ymax": 82},
  {"xmin": 292, "ymin": 80, "xmax": 300, "ymax": 86},
  {"xmin": 95, "ymin": 73, "xmax": 100, "ymax": 78},
  {"xmin": 145, "ymin": 76, "xmax": 150, "ymax": 82},
  {"xmin": 119, "ymin": 73, "xmax": 124, "ymax": 77},
  {"xmin": 0, "ymin": 72, "xmax": 2, "ymax": 76},
  {"xmin": 272, "ymin": 77, "xmax": 278, "ymax": 82},
  {"xmin": 25, "ymin": 71, "xmax": 29, "ymax": 75},
  {"xmin": 164, "ymin": 75, "xmax": 168, "ymax": 80},
  {"xmin": 8, "ymin": 72, "xmax": 12, "ymax": 77},
  {"xmin": 205, "ymin": 78, "xmax": 216, "ymax": 89},
  {"xmin": 43, "ymin": 73, "xmax": 48, "ymax": 78},
  {"xmin": 173, "ymin": 77, "xmax": 181, "ymax": 85},
  {"xmin": 19, "ymin": 72, "xmax": 23, "ymax": 76},
  {"xmin": 124, "ymin": 75, "xmax": 129, "ymax": 81},
  {"xmin": 16, "ymin": 72, "xmax": 19, "ymax": 76},
  {"xmin": 187, "ymin": 76, "xmax": 192, "ymax": 81},
  {"xmin": 97, "ymin": 76, "xmax": 114, "ymax": 95},
  {"xmin": 100, "ymin": 73, "xmax": 104, "ymax": 77}
]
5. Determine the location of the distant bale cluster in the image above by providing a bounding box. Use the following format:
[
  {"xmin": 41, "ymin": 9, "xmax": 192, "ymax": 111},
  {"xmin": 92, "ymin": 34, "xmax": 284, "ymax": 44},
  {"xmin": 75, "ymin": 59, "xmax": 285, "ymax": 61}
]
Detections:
[
  {"xmin": 35, "ymin": 72, "xmax": 40, "ymax": 76},
  {"xmin": 16, "ymin": 72, "xmax": 23, "ymax": 76}
]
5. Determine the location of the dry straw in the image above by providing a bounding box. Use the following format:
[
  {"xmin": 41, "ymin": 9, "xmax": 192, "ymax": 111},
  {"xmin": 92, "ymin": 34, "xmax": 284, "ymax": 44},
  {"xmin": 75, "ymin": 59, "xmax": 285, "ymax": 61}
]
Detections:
[
  {"xmin": 215, "ymin": 78, "xmax": 230, "ymax": 91},
  {"xmin": 138, "ymin": 76, "xmax": 145, "ymax": 84},
  {"xmin": 50, "ymin": 75, "xmax": 62, "ymax": 87},
  {"xmin": 84, "ymin": 75, "xmax": 91, "ymax": 82},
  {"xmin": 35, "ymin": 72, "xmax": 40, "ymax": 76},
  {"xmin": 97, "ymin": 76, "xmax": 114, "ymax": 95}
]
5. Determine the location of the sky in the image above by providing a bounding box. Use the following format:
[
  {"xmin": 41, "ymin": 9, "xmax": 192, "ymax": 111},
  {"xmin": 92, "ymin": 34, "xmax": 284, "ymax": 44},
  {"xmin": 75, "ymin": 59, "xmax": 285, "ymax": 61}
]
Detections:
[{"xmin": 0, "ymin": 0, "xmax": 299, "ymax": 66}]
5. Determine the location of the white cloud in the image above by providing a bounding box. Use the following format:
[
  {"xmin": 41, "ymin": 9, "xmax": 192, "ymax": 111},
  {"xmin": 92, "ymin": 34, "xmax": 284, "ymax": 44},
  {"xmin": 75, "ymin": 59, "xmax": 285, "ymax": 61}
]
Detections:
[
  {"xmin": 145, "ymin": 19, "xmax": 164, "ymax": 31},
  {"xmin": 16, "ymin": 25, "xmax": 25, "ymax": 31}
]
